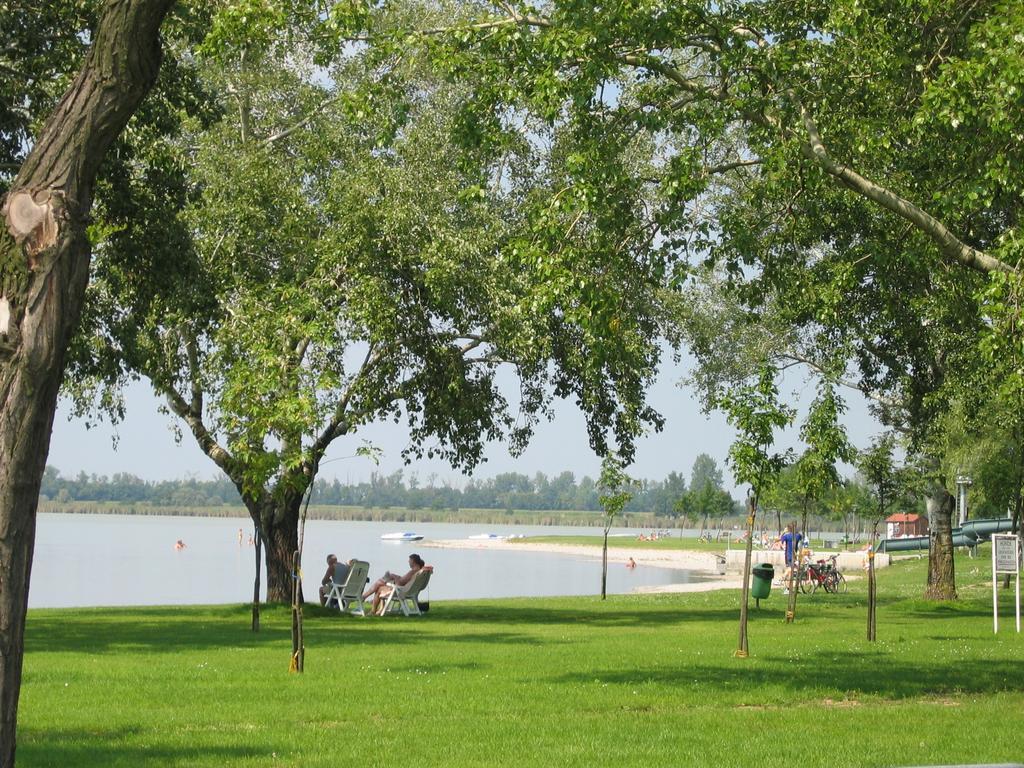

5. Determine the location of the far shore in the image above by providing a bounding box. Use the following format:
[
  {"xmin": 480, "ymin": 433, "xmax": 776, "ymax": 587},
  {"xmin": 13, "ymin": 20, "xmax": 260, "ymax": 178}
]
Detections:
[{"xmin": 422, "ymin": 538, "xmax": 745, "ymax": 594}]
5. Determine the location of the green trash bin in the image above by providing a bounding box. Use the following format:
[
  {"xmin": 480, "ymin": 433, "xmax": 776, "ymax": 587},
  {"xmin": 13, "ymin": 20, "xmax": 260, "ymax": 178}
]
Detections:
[{"xmin": 751, "ymin": 563, "xmax": 775, "ymax": 600}]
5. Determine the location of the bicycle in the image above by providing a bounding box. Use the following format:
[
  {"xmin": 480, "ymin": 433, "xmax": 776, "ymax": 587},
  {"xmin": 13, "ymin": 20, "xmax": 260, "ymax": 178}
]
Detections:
[
  {"xmin": 821, "ymin": 555, "xmax": 848, "ymax": 594},
  {"xmin": 797, "ymin": 561, "xmax": 828, "ymax": 594},
  {"xmin": 797, "ymin": 555, "xmax": 847, "ymax": 594},
  {"xmin": 807, "ymin": 555, "xmax": 848, "ymax": 594}
]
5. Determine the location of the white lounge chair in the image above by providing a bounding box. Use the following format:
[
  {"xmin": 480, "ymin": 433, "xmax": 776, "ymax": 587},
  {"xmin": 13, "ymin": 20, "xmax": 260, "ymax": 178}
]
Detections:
[
  {"xmin": 380, "ymin": 568, "xmax": 432, "ymax": 616},
  {"xmin": 326, "ymin": 559, "xmax": 370, "ymax": 616}
]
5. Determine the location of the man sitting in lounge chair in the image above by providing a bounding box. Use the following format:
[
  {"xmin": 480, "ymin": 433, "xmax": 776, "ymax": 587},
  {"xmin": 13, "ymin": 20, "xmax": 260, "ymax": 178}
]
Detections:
[{"xmin": 319, "ymin": 554, "xmax": 353, "ymax": 607}]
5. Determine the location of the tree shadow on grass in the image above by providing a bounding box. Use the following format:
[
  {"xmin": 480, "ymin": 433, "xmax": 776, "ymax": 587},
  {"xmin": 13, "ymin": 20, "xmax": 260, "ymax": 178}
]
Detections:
[
  {"xmin": 426, "ymin": 603, "xmax": 745, "ymax": 629},
  {"xmin": 550, "ymin": 648, "xmax": 1024, "ymax": 699},
  {"xmin": 26, "ymin": 595, "xmax": 1003, "ymax": 655},
  {"xmin": 18, "ymin": 727, "xmax": 273, "ymax": 768},
  {"xmin": 25, "ymin": 603, "xmax": 555, "ymax": 655}
]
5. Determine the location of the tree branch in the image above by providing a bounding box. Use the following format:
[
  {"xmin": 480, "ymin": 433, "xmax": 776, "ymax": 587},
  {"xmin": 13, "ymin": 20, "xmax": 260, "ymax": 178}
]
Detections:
[
  {"xmin": 161, "ymin": 384, "xmax": 239, "ymax": 483},
  {"xmin": 776, "ymin": 350, "xmax": 900, "ymax": 409},
  {"xmin": 797, "ymin": 104, "xmax": 1015, "ymax": 275},
  {"xmin": 311, "ymin": 343, "xmax": 386, "ymax": 460}
]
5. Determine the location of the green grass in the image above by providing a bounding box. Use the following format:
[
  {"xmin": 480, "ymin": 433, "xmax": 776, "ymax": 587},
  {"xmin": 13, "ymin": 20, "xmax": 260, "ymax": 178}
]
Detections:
[
  {"xmin": 521, "ymin": 534, "xmax": 855, "ymax": 552},
  {"xmin": 19, "ymin": 550, "xmax": 1024, "ymax": 767}
]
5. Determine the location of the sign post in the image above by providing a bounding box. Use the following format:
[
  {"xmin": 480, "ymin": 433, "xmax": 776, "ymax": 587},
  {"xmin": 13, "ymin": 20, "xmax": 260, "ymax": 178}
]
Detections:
[{"xmin": 991, "ymin": 534, "xmax": 1021, "ymax": 634}]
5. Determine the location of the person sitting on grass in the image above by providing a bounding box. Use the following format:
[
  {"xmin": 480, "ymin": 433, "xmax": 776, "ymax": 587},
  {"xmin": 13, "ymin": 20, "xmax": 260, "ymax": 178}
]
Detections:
[{"xmin": 366, "ymin": 554, "xmax": 426, "ymax": 614}]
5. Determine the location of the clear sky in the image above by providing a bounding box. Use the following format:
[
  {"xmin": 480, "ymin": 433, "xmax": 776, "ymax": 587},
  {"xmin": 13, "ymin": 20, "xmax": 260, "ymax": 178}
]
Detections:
[{"xmin": 47, "ymin": 350, "xmax": 881, "ymax": 496}]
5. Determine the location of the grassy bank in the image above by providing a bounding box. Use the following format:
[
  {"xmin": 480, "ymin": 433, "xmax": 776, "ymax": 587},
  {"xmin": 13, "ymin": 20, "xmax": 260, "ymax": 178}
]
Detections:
[
  {"xmin": 520, "ymin": 534, "xmax": 857, "ymax": 552},
  {"xmin": 20, "ymin": 551, "xmax": 1023, "ymax": 767}
]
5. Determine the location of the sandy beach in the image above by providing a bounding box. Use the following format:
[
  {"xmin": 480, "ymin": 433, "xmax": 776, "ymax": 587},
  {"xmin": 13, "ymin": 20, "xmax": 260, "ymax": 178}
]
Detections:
[{"xmin": 422, "ymin": 538, "xmax": 745, "ymax": 594}]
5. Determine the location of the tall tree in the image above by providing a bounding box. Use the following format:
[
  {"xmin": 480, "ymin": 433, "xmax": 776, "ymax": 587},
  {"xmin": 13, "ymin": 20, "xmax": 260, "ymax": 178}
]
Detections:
[
  {"xmin": 0, "ymin": 1, "xmax": 176, "ymax": 762},
  {"xmin": 432, "ymin": 0, "xmax": 1023, "ymax": 603},
  {"xmin": 69, "ymin": 7, "xmax": 668, "ymax": 601},
  {"xmin": 689, "ymin": 453, "xmax": 724, "ymax": 495}
]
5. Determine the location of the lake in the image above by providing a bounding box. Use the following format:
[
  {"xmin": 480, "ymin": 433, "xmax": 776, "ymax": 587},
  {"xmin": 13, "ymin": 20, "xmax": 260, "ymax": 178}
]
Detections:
[{"xmin": 29, "ymin": 513, "xmax": 708, "ymax": 608}]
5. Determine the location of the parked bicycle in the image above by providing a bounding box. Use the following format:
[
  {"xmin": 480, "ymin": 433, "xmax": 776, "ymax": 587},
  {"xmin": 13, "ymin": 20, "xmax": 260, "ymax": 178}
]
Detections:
[{"xmin": 798, "ymin": 555, "xmax": 847, "ymax": 594}]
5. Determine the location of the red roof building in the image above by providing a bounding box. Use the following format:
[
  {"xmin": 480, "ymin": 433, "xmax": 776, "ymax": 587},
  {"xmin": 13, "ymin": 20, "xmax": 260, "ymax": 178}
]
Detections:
[{"xmin": 885, "ymin": 513, "xmax": 928, "ymax": 538}]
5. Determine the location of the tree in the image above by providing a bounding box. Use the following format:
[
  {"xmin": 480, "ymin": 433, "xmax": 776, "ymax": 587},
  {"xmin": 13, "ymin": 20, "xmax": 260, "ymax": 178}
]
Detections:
[
  {"xmin": 0, "ymin": 1, "xmax": 176, "ymax": 762},
  {"xmin": 597, "ymin": 453, "xmax": 636, "ymax": 601},
  {"xmin": 715, "ymin": 365, "xmax": 793, "ymax": 656},
  {"xmin": 431, "ymin": 0, "xmax": 1022, "ymax": 605},
  {"xmin": 70, "ymin": 6, "xmax": 668, "ymax": 602},
  {"xmin": 858, "ymin": 434, "xmax": 908, "ymax": 641},
  {"xmin": 689, "ymin": 454, "xmax": 723, "ymax": 496},
  {"xmin": 785, "ymin": 383, "xmax": 853, "ymax": 623}
]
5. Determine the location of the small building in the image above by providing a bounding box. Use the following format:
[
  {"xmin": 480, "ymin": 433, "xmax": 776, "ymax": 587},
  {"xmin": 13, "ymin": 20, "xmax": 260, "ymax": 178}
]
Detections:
[{"xmin": 886, "ymin": 513, "xmax": 928, "ymax": 538}]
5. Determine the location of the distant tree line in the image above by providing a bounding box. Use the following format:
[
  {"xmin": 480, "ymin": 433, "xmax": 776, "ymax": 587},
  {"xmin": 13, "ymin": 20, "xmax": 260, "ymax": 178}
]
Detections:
[{"xmin": 39, "ymin": 454, "xmax": 742, "ymax": 517}]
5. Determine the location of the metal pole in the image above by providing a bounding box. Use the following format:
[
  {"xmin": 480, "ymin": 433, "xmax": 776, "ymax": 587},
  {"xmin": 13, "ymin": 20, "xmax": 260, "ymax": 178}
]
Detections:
[
  {"xmin": 993, "ymin": 538, "xmax": 999, "ymax": 634},
  {"xmin": 956, "ymin": 475, "xmax": 972, "ymax": 526}
]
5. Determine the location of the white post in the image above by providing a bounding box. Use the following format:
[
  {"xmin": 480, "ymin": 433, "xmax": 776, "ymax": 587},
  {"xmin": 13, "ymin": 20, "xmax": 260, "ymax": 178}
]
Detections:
[
  {"xmin": 1017, "ymin": 538, "xmax": 1022, "ymax": 633},
  {"xmin": 993, "ymin": 540, "xmax": 999, "ymax": 634},
  {"xmin": 1016, "ymin": 567, "xmax": 1020, "ymax": 633}
]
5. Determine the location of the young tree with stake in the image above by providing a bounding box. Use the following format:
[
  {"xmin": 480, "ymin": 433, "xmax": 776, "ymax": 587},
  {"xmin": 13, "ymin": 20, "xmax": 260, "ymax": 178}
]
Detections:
[{"xmin": 715, "ymin": 365, "xmax": 793, "ymax": 656}]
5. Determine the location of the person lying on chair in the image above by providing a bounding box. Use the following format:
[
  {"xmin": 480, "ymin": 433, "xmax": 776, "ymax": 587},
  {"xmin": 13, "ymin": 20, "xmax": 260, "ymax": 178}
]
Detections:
[{"xmin": 365, "ymin": 554, "xmax": 426, "ymax": 614}]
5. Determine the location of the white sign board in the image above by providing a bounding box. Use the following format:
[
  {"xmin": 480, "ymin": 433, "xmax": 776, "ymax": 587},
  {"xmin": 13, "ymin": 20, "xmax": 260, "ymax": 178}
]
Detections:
[
  {"xmin": 991, "ymin": 534, "xmax": 1020, "ymax": 634},
  {"xmin": 994, "ymin": 535, "xmax": 1019, "ymax": 574}
]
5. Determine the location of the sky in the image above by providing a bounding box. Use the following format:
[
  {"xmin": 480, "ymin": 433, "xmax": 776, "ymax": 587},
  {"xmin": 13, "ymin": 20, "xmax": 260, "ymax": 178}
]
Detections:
[{"xmin": 47, "ymin": 349, "xmax": 883, "ymax": 497}]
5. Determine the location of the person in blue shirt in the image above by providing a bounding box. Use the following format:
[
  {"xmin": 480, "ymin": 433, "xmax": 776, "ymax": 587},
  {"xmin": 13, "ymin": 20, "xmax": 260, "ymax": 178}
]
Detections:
[{"xmin": 779, "ymin": 523, "xmax": 803, "ymax": 592}]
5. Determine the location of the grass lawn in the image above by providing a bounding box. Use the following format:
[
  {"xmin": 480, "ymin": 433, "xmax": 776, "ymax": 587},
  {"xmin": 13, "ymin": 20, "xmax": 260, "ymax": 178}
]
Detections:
[
  {"xmin": 19, "ymin": 549, "xmax": 1023, "ymax": 767},
  {"xmin": 520, "ymin": 534, "xmax": 850, "ymax": 553}
]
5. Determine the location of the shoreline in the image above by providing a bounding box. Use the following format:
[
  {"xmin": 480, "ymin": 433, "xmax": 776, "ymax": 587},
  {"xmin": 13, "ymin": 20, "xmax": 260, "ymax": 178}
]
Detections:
[{"xmin": 422, "ymin": 538, "xmax": 744, "ymax": 594}]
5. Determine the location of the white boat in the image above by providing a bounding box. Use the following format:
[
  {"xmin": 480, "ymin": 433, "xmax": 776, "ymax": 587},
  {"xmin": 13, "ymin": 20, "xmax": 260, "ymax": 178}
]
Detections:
[
  {"xmin": 380, "ymin": 532, "xmax": 424, "ymax": 542},
  {"xmin": 468, "ymin": 533, "xmax": 505, "ymax": 540}
]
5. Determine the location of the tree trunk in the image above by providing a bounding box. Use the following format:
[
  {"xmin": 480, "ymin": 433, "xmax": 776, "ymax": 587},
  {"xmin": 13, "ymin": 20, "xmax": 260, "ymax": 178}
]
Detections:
[
  {"xmin": 1005, "ymin": 439, "xmax": 1024, "ymax": 589},
  {"xmin": 924, "ymin": 483, "xmax": 957, "ymax": 601},
  {"xmin": 251, "ymin": 526, "xmax": 262, "ymax": 632},
  {"xmin": 786, "ymin": 504, "xmax": 810, "ymax": 624},
  {"xmin": 0, "ymin": 3, "xmax": 171, "ymax": 764},
  {"xmin": 867, "ymin": 548, "xmax": 877, "ymax": 641},
  {"xmin": 243, "ymin": 495, "xmax": 303, "ymax": 604},
  {"xmin": 736, "ymin": 497, "xmax": 756, "ymax": 657},
  {"xmin": 867, "ymin": 518, "xmax": 880, "ymax": 641},
  {"xmin": 601, "ymin": 528, "xmax": 609, "ymax": 600},
  {"xmin": 290, "ymin": 550, "xmax": 304, "ymax": 673}
]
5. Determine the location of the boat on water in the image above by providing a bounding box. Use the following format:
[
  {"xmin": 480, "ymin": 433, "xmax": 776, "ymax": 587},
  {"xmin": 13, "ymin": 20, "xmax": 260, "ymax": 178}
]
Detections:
[
  {"xmin": 380, "ymin": 532, "xmax": 424, "ymax": 542},
  {"xmin": 468, "ymin": 533, "xmax": 525, "ymax": 540}
]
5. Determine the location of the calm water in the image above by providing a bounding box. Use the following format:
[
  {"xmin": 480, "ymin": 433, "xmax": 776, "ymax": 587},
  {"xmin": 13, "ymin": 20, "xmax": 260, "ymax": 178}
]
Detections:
[{"xmin": 29, "ymin": 513, "xmax": 708, "ymax": 608}]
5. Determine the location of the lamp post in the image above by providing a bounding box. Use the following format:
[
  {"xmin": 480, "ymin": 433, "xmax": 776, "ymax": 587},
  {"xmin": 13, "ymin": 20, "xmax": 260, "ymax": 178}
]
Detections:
[{"xmin": 956, "ymin": 475, "xmax": 973, "ymax": 527}]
